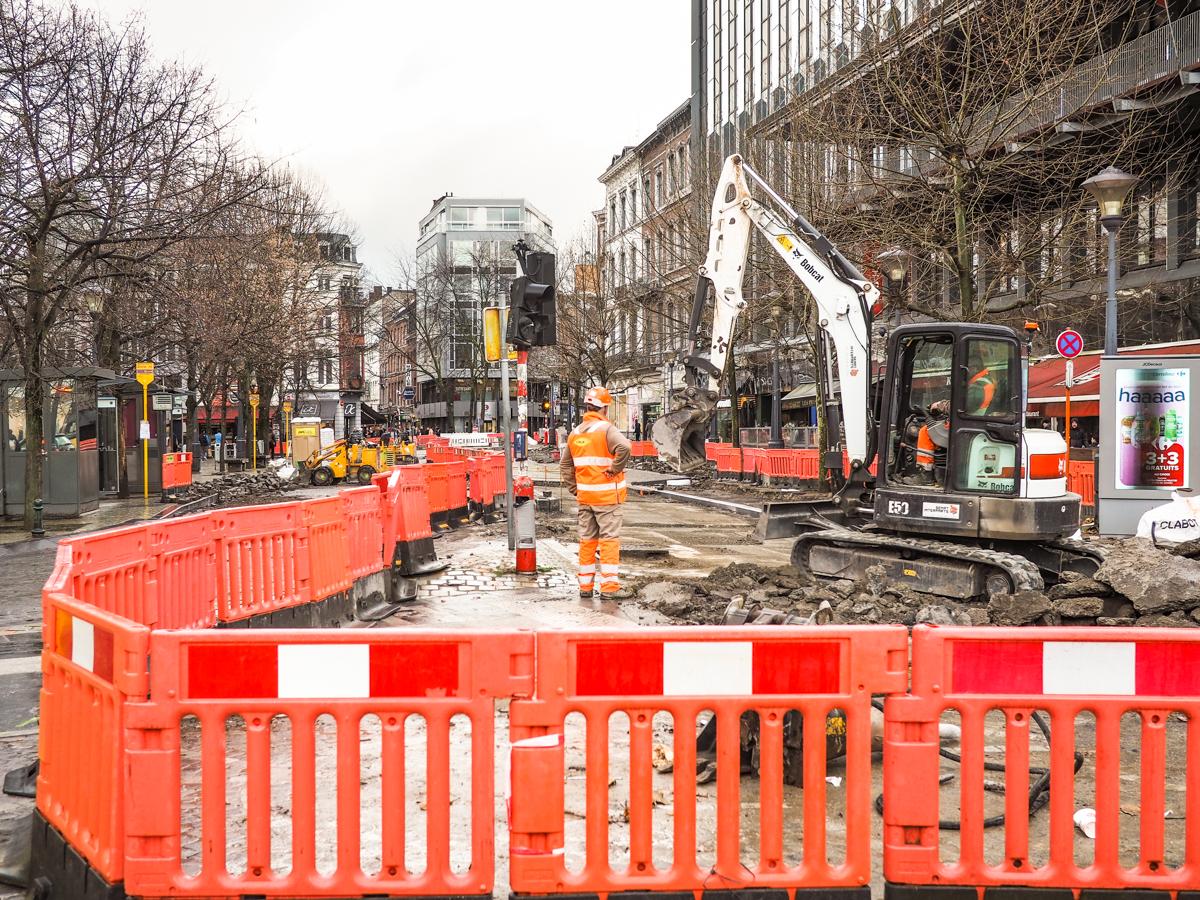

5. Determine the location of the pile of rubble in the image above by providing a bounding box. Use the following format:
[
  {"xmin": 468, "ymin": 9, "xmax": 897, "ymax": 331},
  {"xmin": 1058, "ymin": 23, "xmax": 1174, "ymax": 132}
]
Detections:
[
  {"xmin": 637, "ymin": 538, "xmax": 1200, "ymax": 629},
  {"xmin": 174, "ymin": 465, "xmax": 300, "ymax": 509}
]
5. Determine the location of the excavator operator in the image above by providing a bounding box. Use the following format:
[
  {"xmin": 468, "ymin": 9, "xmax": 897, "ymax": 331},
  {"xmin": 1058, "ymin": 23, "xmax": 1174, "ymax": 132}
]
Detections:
[{"xmin": 908, "ymin": 348, "xmax": 997, "ymax": 486}]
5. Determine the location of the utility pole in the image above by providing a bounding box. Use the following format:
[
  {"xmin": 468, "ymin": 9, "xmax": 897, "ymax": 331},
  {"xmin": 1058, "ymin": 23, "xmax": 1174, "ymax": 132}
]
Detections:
[{"xmin": 499, "ymin": 298, "xmax": 516, "ymax": 551}]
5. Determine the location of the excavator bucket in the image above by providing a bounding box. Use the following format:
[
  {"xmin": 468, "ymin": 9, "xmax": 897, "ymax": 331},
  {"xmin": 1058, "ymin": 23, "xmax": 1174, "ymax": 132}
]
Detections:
[{"xmin": 651, "ymin": 388, "xmax": 717, "ymax": 472}]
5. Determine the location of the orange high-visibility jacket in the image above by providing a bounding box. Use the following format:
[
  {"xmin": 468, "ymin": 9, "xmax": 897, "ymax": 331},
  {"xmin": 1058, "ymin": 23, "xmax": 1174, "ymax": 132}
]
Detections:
[{"xmin": 567, "ymin": 412, "xmax": 629, "ymax": 505}]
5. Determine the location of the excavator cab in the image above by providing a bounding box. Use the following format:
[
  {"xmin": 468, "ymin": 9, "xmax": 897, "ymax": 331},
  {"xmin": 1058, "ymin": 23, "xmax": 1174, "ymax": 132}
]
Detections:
[{"xmin": 874, "ymin": 323, "xmax": 1076, "ymax": 542}]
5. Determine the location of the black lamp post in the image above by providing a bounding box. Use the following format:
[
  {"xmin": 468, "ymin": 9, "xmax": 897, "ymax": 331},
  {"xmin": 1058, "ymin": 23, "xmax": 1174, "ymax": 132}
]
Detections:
[
  {"xmin": 876, "ymin": 248, "xmax": 908, "ymax": 326},
  {"xmin": 768, "ymin": 304, "xmax": 785, "ymax": 449},
  {"xmin": 1082, "ymin": 166, "xmax": 1137, "ymax": 357}
]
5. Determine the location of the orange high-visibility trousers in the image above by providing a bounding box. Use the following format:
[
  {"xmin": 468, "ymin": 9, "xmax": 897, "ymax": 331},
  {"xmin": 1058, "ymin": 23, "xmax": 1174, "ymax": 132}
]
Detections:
[
  {"xmin": 578, "ymin": 504, "xmax": 622, "ymax": 594},
  {"xmin": 916, "ymin": 425, "xmax": 936, "ymax": 471}
]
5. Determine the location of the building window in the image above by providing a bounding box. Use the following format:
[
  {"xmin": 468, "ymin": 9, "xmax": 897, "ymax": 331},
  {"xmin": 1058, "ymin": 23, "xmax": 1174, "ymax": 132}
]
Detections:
[
  {"xmin": 780, "ymin": 0, "xmax": 792, "ymax": 76},
  {"xmin": 619, "ymin": 250, "xmax": 626, "ymax": 286},
  {"xmin": 610, "ymin": 199, "xmax": 616, "ymax": 230},
  {"xmin": 620, "ymin": 194, "xmax": 627, "ymax": 231},
  {"xmin": 631, "ymin": 185, "xmax": 638, "ymax": 220},
  {"xmin": 644, "ymin": 237, "xmax": 653, "ymax": 278},
  {"xmin": 486, "ymin": 207, "xmax": 522, "ymax": 229},
  {"xmin": 743, "ymin": 0, "xmax": 754, "ymax": 108},
  {"xmin": 318, "ymin": 275, "xmax": 331, "ymax": 292},
  {"xmin": 1135, "ymin": 188, "xmax": 1168, "ymax": 266},
  {"xmin": 655, "ymin": 169, "xmax": 664, "ymax": 206},
  {"xmin": 761, "ymin": 0, "xmax": 772, "ymax": 95},
  {"xmin": 644, "ymin": 175, "xmax": 653, "ymax": 211},
  {"xmin": 449, "ymin": 206, "xmax": 474, "ymax": 230}
]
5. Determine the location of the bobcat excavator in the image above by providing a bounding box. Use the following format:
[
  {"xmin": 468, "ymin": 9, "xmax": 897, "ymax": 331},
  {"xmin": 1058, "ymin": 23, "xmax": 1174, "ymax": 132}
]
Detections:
[{"xmin": 652, "ymin": 155, "xmax": 1098, "ymax": 598}]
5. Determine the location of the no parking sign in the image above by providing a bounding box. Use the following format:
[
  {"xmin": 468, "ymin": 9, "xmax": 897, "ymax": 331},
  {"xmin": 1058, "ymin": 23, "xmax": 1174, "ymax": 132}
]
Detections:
[{"xmin": 1056, "ymin": 329, "xmax": 1083, "ymax": 359}]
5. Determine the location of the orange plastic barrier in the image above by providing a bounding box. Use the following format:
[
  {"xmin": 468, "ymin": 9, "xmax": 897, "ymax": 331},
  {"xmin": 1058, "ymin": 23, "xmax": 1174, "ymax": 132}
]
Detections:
[
  {"xmin": 122, "ymin": 628, "xmax": 535, "ymax": 897},
  {"xmin": 304, "ymin": 495, "xmax": 353, "ymax": 601},
  {"xmin": 1068, "ymin": 459, "xmax": 1095, "ymax": 511},
  {"xmin": 341, "ymin": 484, "xmax": 384, "ymax": 580},
  {"xmin": 380, "ymin": 465, "xmax": 444, "ymax": 576},
  {"xmin": 761, "ymin": 448, "xmax": 794, "ymax": 483},
  {"xmin": 425, "ymin": 462, "xmax": 451, "ymax": 530},
  {"xmin": 742, "ymin": 446, "xmax": 764, "ymax": 480},
  {"xmin": 161, "ymin": 451, "xmax": 194, "ymax": 490},
  {"xmin": 150, "ymin": 513, "xmax": 218, "ymax": 629},
  {"xmin": 38, "ymin": 591, "xmax": 150, "ymax": 884},
  {"xmin": 212, "ymin": 503, "xmax": 309, "ymax": 623},
  {"xmin": 445, "ymin": 459, "xmax": 470, "ymax": 525},
  {"xmin": 509, "ymin": 626, "xmax": 908, "ymax": 897},
  {"xmin": 704, "ymin": 440, "xmax": 729, "ymax": 463},
  {"xmin": 884, "ymin": 625, "xmax": 1200, "ymax": 897},
  {"xmin": 628, "ymin": 440, "xmax": 658, "ymax": 457},
  {"xmin": 714, "ymin": 446, "xmax": 742, "ymax": 477}
]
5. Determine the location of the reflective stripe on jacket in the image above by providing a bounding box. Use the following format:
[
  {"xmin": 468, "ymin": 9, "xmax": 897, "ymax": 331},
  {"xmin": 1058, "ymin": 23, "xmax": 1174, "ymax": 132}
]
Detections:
[{"xmin": 568, "ymin": 413, "xmax": 628, "ymax": 505}]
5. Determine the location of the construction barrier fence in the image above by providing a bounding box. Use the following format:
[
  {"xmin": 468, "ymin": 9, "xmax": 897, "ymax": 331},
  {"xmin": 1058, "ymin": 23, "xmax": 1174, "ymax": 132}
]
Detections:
[{"xmin": 31, "ymin": 438, "xmax": 1192, "ymax": 900}]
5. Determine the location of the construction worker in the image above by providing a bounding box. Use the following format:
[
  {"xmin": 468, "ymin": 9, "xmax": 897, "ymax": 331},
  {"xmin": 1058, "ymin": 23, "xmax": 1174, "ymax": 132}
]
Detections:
[
  {"xmin": 909, "ymin": 350, "xmax": 999, "ymax": 485},
  {"xmin": 560, "ymin": 386, "xmax": 632, "ymax": 598}
]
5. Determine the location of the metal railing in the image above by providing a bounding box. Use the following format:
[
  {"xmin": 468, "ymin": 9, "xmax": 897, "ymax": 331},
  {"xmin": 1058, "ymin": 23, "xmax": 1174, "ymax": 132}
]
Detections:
[{"xmin": 739, "ymin": 425, "xmax": 819, "ymax": 448}]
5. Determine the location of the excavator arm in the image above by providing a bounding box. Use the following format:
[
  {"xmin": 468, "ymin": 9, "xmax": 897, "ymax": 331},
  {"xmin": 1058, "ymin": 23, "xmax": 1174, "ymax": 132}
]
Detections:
[{"xmin": 652, "ymin": 154, "xmax": 881, "ymax": 473}]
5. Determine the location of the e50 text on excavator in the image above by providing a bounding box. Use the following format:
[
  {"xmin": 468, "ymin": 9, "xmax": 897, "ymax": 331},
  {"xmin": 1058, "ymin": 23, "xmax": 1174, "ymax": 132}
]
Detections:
[{"xmin": 652, "ymin": 155, "xmax": 1099, "ymax": 600}]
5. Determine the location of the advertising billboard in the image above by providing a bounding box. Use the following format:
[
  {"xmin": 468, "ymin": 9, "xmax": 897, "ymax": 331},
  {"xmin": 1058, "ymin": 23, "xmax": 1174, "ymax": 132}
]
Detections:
[
  {"xmin": 1099, "ymin": 356, "xmax": 1200, "ymax": 535},
  {"xmin": 1114, "ymin": 366, "xmax": 1187, "ymax": 490}
]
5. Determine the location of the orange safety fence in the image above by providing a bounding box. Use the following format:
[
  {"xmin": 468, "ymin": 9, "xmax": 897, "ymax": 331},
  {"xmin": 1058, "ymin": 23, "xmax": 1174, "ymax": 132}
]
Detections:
[
  {"xmin": 509, "ymin": 626, "xmax": 909, "ymax": 897},
  {"xmin": 151, "ymin": 513, "xmax": 219, "ymax": 629},
  {"xmin": 628, "ymin": 440, "xmax": 658, "ymax": 457},
  {"xmin": 425, "ymin": 462, "xmax": 451, "ymax": 530},
  {"xmin": 122, "ymin": 628, "xmax": 535, "ymax": 897},
  {"xmin": 161, "ymin": 451, "xmax": 194, "ymax": 490},
  {"xmin": 212, "ymin": 503, "xmax": 310, "ymax": 623},
  {"xmin": 884, "ymin": 625, "xmax": 1200, "ymax": 898},
  {"xmin": 304, "ymin": 495, "xmax": 354, "ymax": 601},
  {"xmin": 38, "ymin": 591, "xmax": 150, "ymax": 884},
  {"xmin": 445, "ymin": 459, "xmax": 470, "ymax": 523},
  {"xmin": 1068, "ymin": 459, "xmax": 1095, "ymax": 510},
  {"xmin": 342, "ymin": 484, "xmax": 385, "ymax": 580},
  {"xmin": 714, "ymin": 446, "xmax": 742, "ymax": 475}
]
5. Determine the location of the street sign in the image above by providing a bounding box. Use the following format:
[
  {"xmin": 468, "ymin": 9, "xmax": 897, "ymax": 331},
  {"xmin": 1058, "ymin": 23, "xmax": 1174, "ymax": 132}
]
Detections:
[
  {"xmin": 402, "ymin": 386, "xmax": 415, "ymax": 400},
  {"xmin": 343, "ymin": 402, "xmax": 357, "ymax": 417},
  {"xmin": 282, "ymin": 400, "xmax": 293, "ymax": 413},
  {"xmin": 249, "ymin": 391, "xmax": 260, "ymax": 409},
  {"xmin": 1056, "ymin": 329, "xmax": 1084, "ymax": 359},
  {"xmin": 139, "ymin": 420, "xmax": 150, "ymax": 440},
  {"xmin": 172, "ymin": 395, "xmax": 187, "ymax": 413},
  {"xmin": 152, "ymin": 393, "xmax": 173, "ymax": 411},
  {"xmin": 98, "ymin": 397, "xmax": 117, "ymax": 410},
  {"xmin": 1065, "ymin": 360, "xmax": 1075, "ymax": 389},
  {"xmin": 134, "ymin": 361, "xmax": 154, "ymax": 387}
]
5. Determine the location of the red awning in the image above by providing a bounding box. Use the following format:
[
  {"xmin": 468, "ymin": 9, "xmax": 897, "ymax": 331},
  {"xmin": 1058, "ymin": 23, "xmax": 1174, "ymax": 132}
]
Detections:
[{"xmin": 1027, "ymin": 338, "xmax": 1200, "ymax": 414}]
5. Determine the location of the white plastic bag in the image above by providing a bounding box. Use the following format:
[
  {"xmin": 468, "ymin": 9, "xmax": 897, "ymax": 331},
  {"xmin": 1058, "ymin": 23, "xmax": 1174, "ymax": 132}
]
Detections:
[{"xmin": 1135, "ymin": 489, "xmax": 1200, "ymax": 543}]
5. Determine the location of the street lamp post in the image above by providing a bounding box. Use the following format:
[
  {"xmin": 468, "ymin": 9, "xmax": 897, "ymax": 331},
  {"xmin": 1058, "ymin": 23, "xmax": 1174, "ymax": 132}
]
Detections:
[
  {"xmin": 768, "ymin": 306, "xmax": 785, "ymax": 449},
  {"xmin": 876, "ymin": 248, "xmax": 909, "ymax": 327},
  {"xmin": 1082, "ymin": 166, "xmax": 1137, "ymax": 357}
]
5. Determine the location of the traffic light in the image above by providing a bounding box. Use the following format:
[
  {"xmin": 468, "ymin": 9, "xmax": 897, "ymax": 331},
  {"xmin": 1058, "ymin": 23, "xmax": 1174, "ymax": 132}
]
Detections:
[{"xmin": 506, "ymin": 250, "xmax": 556, "ymax": 348}]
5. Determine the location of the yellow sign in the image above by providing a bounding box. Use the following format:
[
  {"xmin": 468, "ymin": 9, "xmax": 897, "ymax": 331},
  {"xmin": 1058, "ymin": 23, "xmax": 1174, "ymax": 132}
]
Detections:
[
  {"xmin": 249, "ymin": 393, "xmax": 260, "ymax": 409},
  {"xmin": 282, "ymin": 400, "xmax": 293, "ymax": 413},
  {"xmin": 135, "ymin": 361, "xmax": 154, "ymax": 387},
  {"xmin": 135, "ymin": 362, "xmax": 154, "ymax": 498},
  {"xmin": 776, "ymin": 234, "xmax": 794, "ymax": 251},
  {"xmin": 293, "ymin": 424, "xmax": 318, "ymax": 437}
]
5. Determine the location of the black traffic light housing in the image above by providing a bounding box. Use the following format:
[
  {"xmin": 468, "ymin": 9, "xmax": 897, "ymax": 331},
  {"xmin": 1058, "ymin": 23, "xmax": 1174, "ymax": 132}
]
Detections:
[{"xmin": 507, "ymin": 243, "xmax": 556, "ymax": 349}]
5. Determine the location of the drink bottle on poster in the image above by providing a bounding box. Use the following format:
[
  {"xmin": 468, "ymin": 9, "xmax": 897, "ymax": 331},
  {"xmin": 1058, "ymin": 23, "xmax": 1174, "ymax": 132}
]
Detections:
[{"xmin": 1115, "ymin": 367, "xmax": 1188, "ymax": 489}]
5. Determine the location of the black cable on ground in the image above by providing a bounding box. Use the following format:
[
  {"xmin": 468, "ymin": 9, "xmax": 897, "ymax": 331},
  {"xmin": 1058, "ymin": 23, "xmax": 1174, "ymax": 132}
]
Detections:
[{"xmin": 870, "ymin": 698, "xmax": 1084, "ymax": 830}]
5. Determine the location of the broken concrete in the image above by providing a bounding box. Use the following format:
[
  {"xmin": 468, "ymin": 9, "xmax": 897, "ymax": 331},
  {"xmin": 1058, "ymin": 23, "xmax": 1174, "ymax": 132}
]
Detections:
[
  {"xmin": 1095, "ymin": 539, "xmax": 1200, "ymax": 614},
  {"xmin": 987, "ymin": 590, "xmax": 1052, "ymax": 625}
]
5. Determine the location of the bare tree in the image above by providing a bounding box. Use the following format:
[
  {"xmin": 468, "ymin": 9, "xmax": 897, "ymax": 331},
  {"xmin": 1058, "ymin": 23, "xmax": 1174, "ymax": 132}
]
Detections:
[
  {"xmin": 755, "ymin": 0, "xmax": 1187, "ymax": 326},
  {"xmin": 0, "ymin": 0, "xmax": 260, "ymax": 523}
]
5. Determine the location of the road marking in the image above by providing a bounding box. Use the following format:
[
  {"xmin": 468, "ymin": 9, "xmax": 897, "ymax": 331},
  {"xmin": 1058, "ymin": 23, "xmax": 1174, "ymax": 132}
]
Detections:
[{"xmin": 0, "ymin": 656, "xmax": 41, "ymax": 676}]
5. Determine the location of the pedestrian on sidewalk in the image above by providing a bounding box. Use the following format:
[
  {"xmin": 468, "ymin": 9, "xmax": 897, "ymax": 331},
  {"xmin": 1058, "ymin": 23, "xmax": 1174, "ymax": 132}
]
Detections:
[
  {"xmin": 633, "ymin": 419, "xmax": 642, "ymax": 442},
  {"xmin": 560, "ymin": 386, "xmax": 632, "ymax": 599}
]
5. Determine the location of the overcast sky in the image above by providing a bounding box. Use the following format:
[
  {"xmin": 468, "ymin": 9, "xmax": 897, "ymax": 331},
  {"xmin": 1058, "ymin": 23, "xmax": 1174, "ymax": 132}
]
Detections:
[{"xmin": 78, "ymin": 0, "xmax": 691, "ymax": 283}]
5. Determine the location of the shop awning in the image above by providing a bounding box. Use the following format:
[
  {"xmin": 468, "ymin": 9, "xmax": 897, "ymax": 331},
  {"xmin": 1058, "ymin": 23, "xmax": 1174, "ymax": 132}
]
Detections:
[
  {"xmin": 781, "ymin": 382, "xmax": 817, "ymax": 403},
  {"xmin": 1026, "ymin": 338, "xmax": 1200, "ymax": 417},
  {"xmin": 361, "ymin": 402, "xmax": 386, "ymax": 424}
]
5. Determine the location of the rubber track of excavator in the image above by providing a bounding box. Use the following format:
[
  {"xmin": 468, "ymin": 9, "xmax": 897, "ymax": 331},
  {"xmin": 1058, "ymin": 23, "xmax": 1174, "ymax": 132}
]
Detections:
[{"xmin": 792, "ymin": 527, "xmax": 1045, "ymax": 594}]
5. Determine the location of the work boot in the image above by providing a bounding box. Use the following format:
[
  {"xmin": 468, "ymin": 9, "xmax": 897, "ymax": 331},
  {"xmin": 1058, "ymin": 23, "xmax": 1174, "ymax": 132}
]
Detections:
[
  {"xmin": 902, "ymin": 469, "xmax": 936, "ymax": 487},
  {"xmin": 579, "ymin": 589, "xmax": 594, "ymax": 600},
  {"xmin": 602, "ymin": 587, "xmax": 635, "ymax": 600}
]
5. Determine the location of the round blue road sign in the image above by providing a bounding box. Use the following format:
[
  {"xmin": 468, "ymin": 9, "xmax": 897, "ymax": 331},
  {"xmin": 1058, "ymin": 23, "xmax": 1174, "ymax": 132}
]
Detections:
[{"xmin": 1056, "ymin": 329, "xmax": 1083, "ymax": 359}]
